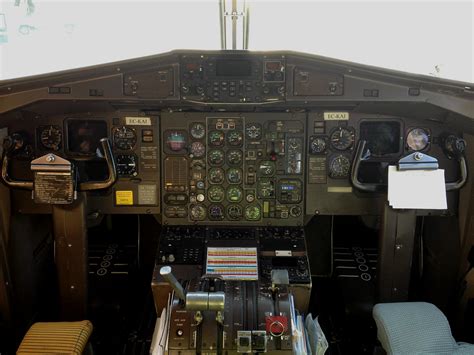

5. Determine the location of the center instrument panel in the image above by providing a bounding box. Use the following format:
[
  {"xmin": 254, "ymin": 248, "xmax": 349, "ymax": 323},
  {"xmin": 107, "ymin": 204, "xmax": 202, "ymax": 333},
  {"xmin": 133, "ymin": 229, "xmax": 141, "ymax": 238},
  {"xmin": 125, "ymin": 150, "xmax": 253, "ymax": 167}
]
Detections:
[{"xmin": 161, "ymin": 112, "xmax": 305, "ymax": 225}]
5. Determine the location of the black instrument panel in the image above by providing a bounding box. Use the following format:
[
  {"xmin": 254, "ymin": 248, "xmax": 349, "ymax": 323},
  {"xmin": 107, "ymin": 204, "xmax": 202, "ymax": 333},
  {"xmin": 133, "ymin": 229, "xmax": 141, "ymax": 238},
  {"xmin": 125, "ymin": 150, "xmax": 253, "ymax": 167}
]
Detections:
[
  {"xmin": 1, "ymin": 52, "xmax": 465, "ymax": 219},
  {"xmin": 305, "ymin": 111, "xmax": 461, "ymax": 215},
  {"xmin": 161, "ymin": 112, "xmax": 306, "ymax": 226},
  {"xmin": 179, "ymin": 54, "xmax": 286, "ymax": 103},
  {"xmin": 5, "ymin": 109, "xmax": 461, "ymax": 218}
]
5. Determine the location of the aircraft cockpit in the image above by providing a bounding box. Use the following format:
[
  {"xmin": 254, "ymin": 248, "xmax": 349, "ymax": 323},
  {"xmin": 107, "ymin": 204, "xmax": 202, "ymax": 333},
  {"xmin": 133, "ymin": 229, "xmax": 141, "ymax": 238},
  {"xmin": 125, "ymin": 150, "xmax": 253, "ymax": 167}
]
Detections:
[{"xmin": 0, "ymin": 1, "xmax": 473, "ymax": 354}]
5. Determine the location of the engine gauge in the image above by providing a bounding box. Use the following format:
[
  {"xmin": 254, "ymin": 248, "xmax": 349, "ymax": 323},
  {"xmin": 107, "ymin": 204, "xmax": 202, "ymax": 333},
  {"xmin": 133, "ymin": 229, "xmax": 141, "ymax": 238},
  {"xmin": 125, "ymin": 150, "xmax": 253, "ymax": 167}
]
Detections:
[
  {"xmin": 246, "ymin": 123, "xmax": 262, "ymax": 140},
  {"xmin": 227, "ymin": 131, "xmax": 243, "ymax": 146},
  {"xmin": 245, "ymin": 204, "xmax": 261, "ymax": 221},
  {"xmin": 190, "ymin": 204, "xmax": 207, "ymax": 221},
  {"xmin": 227, "ymin": 205, "xmax": 243, "ymax": 220},
  {"xmin": 310, "ymin": 136, "xmax": 327, "ymax": 154},
  {"xmin": 208, "ymin": 204, "xmax": 225, "ymax": 220},
  {"xmin": 39, "ymin": 125, "xmax": 62, "ymax": 150},
  {"xmin": 227, "ymin": 150, "xmax": 243, "ymax": 165},
  {"xmin": 209, "ymin": 167, "xmax": 225, "ymax": 184},
  {"xmin": 227, "ymin": 168, "xmax": 242, "ymax": 184},
  {"xmin": 328, "ymin": 155, "xmax": 351, "ymax": 178},
  {"xmin": 330, "ymin": 127, "xmax": 354, "ymax": 151},
  {"xmin": 209, "ymin": 130, "xmax": 225, "ymax": 146},
  {"xmin": 190, "ymin": 141, "xmax": 205, "ymax": 158},
  {"xmin": 208, "ymin": 149, "xmax": 225, "ymax": 165},
  {"xmin": 208, "ymin": 185, "xmax": 225, "ymax": 202},
  {"xmin": 227, "ymin": 186, "xmax": 243, "ymax": 203},
  {"xmin": 113, "ymin": 126, "xmax": 137, "ymax": 150},
  {"xmin": 190, "ymin": 122, "xmax": 206, "ymax": 139},
  {"xmin": 116, "ymin": 154, "xmax": 138, "ymax": 177},
  {"xmin": 406, "ymin": 128, "xmax": 430, "ymax": 151}
]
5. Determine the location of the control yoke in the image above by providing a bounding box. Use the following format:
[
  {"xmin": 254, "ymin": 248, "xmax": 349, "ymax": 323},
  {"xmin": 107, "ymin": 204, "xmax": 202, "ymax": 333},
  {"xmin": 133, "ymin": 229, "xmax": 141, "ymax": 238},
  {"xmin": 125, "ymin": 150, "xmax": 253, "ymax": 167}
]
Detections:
[
  {"xmin": 160, "ymin": 266, "xmax": 225, "ymax": 312},
  {"xmin": 1, "ymin": 136, "xmax": 117, "ymax": 203},
  {"xmin": 351, "ymin": 139, "xmax": 468, "ymax": 192}
]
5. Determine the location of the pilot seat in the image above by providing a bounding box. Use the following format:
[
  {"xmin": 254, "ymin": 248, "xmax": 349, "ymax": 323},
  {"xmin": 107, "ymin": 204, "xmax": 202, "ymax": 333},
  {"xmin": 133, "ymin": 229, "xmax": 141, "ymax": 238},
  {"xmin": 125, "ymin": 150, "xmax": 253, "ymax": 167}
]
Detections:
[{"xmin": 373, "ymin": 302, "xmax": 474, "ymax": 355}]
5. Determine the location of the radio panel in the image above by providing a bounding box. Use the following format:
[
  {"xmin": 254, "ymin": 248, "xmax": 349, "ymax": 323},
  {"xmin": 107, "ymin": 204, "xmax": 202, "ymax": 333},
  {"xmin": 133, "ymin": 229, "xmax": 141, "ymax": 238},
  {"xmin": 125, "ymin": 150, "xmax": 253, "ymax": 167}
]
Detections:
[
  {"xmin": 161, "ymin": 112, "xmax": 306, "ymax": 226},
  {"xmin": 180, "ymin": 55, "xmax": 286, "ymax": 103}
]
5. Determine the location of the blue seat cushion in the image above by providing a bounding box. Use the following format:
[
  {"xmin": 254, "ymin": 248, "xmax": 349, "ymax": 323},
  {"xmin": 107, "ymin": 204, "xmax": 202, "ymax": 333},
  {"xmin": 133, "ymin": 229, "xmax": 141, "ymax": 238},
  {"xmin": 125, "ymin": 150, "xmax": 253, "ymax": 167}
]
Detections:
[{"xmin": 372, "ymin": 302, "xmax": 470, "ymax": 355}]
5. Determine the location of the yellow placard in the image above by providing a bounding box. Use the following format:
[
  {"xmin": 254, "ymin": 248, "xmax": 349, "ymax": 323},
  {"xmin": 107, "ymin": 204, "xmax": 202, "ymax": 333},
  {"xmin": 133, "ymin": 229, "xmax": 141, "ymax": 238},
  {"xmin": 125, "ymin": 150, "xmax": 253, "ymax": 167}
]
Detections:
[{"xmin": 115, "ymin": 190, "xmax": 133, "ymax": 205}]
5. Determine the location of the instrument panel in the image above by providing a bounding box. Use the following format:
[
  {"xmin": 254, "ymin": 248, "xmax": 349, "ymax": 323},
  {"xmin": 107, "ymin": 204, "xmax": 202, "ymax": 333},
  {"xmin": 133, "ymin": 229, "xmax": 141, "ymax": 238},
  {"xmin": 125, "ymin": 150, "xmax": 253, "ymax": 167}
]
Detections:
[
  {"xmin": 4, "ymin": 109, "xmax": 462, "ymax": 219},
  {"xmin": 161, "ymin": 112, "xmax": 306, "ymax": 225},
  {"xmin": 180, "ymin": 55, "xmax": 286, "ymax": 103},
  {"xmin": 1, "ymin": 51, "xmax": 466, "ymax": 220}
]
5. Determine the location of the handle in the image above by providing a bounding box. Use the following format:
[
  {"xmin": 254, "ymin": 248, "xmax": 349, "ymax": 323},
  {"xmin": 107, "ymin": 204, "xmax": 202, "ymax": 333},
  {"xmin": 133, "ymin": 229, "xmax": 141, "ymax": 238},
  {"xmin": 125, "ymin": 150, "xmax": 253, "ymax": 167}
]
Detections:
[
  {"xmin": 79, "ymin": 138, "xmax": 117, "ymax": 191},
  {"xmin": 160, "ymin": 266, "xmax": 186, "ymax": 301},
  {"xmin": 1, "ymin": 136, "xmax": 33, "ymax": 190},
  {"xmin": 350, "ymin": 140, "xmax": 386, "ymax": 192},
  {"xmin": 1, "ymin": 137, "xmax": 116, "ymax": 192},
  {"xmin": 351, "ymin": 140, "xmax": 467, "ymax": 192},
  {"xmin": 446, "ymin": 156, "xmax": 467, "ymax": 191},
  {"xmin": 1, "ymin": 151, "xmax": 33, "ymax": 190}
]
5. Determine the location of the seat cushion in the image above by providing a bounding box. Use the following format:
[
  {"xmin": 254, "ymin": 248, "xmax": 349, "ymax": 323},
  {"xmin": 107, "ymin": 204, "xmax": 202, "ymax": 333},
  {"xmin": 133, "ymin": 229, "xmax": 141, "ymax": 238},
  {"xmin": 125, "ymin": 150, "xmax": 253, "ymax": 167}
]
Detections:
[
  {"xmin": 373, "ymin": 302, "xmax": 458, "ymax": 355},
  {"xmin": 17, "ymin": 320, "xmax": 93, "ymax": 355}
]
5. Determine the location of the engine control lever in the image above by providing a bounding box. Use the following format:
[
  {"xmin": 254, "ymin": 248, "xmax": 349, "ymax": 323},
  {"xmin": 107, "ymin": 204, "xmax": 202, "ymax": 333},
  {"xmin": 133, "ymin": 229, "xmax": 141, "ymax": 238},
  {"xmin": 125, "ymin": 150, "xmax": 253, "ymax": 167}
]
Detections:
[
  {"xmin": 160, "ymin": 265, "xmax": 186, "ymax": 301},
  {"xmin": 160, "ymin": 266, "xmax": 226, "ymax": 311}
]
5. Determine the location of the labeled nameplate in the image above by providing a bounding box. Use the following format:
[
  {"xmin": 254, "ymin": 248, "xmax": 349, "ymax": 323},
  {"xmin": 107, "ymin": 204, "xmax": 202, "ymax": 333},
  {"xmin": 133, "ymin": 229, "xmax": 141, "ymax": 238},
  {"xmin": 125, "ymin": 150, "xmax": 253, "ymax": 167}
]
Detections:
[
  {"xmin": 324, "ymin": 112, "xmax": 349, "ymax": 121},
  {"xmin": 125, "ymin": 116, "xmax": 151, "ymax": 126},
  {"xmin": 34, "ymin": 171, "xmax": 74, "ymax": 204}
]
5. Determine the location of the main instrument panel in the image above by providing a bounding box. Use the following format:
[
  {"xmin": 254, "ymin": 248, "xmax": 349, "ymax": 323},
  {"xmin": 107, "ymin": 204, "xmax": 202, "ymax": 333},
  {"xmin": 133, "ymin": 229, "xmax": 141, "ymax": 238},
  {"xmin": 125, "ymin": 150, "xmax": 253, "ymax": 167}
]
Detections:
[
  {"xmin": 161, "ymin": 113, "xmax": 305, "ymax": 225},
  {"xmin": 1, "ymin": 50, "xmax": 468, "ymax": 221}
]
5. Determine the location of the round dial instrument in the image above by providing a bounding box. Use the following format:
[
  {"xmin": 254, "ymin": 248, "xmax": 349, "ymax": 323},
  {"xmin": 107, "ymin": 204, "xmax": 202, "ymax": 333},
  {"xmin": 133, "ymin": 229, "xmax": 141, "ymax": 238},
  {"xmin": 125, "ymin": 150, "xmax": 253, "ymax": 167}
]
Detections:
[
  {"xmin": 245, "ymin": 205, "xmax": 261, "ymax": 221},
  {"xmin": 166, "ymin": 131, "xmax": 186, "ymax": 151},
  {"xmin": 330, "ymin": 127, "xmax": 354, "ymax": 151},
  {"xmin": 39, "ymin": 125, "xmax": 62, "ymax": 150},
  {"xmin": 257, "ymin": 179, "xmax": 275, "ymax": 198},
  {"xmin": 406, "ymin": 128, "xmax": 429, "ymax": 151},
  {"xmin": 226, "ymin": 186, "xmax": 243, "ymax": 203},
  {"xmin": 190, "ymin": 141, "xmax": 205, "ymax": 158},
  {"xmin": 208, "ymin": 167, "xmax": 225, "ymax": 184},
  {"xmin": 208, "ymin": 204, "xmax": 225, "ymax": 220},
  {"xmin": 227, "ymin": 168, "xmax": 242, "ymax": 184},
  {"xmin": 113, "ymin": 126, "xmax": 137, "ymax": 150},
  {"xmin": 227, "ymin": 150, "xmax": 243, "ymax": 165},
  {"xmin": 328, "ymin": 155, "xmax": 351, "ymax": 178},
  {"xmin": 190, "ymin": 122, "xmax": 206, "ymax": 139},
  {"xmin": 208, "ymin": 185, "xmax": 225, "ymax": 202},
  {"xmin": 209, "ymin": 131, "xmax": 225, "ymax": 146},
  {"xmin": 227, "ymin": 131, "xmax": 243, "ymax": 146},
  {"xmin": 116, "ymin": 154, "xmax": 138, "ymax": 176},
  {"xmin": 208, "ymin": 149, "xmax": 225, "ymax": 165},
  {"xmin": 227, "ymin": 205, "xmax": 243, "ymax": 220},
  {"xmin": 258, "ymin": 161, "xmax": 275, "ymax": 176},
  {"xmin": 246, "ymin": 123, "xmax": 262, "ymax": 140},
  {"xmin": 190, "ymin": 204, "xmax": 206, "ymax": 221},
  {"xmin": 310, "ymin": 136, "xmax": 327, "ymax": 154}
]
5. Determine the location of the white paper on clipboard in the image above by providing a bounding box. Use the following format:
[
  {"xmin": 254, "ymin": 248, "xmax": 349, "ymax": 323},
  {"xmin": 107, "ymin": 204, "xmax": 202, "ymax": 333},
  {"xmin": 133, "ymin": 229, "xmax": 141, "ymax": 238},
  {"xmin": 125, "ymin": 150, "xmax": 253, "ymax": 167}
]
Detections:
[{"xmin": 388, "ymin": 166, "xmax": 447, "ymax": 210}]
